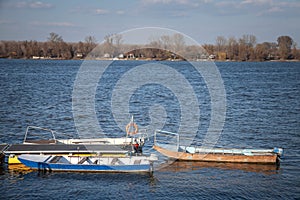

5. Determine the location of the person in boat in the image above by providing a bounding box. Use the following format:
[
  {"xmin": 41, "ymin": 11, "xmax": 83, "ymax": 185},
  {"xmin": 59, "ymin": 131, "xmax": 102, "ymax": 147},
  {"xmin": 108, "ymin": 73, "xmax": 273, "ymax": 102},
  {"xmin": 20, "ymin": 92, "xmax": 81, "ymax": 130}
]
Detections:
[
  {"xmin": 133, "ymin": 139, "xmax": 139, "ymax": 153},
  {"xmin": 137, "ymin": 139, "xmax": 144, "ymax": 153}
]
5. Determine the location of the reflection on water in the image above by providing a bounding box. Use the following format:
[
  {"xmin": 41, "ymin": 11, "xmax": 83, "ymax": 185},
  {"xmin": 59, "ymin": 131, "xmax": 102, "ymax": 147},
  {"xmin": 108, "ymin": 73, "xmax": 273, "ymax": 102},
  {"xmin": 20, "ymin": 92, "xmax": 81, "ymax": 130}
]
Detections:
[{"xmin": 2, "ymin": 160, "xmax": 280, "ymax": 178}]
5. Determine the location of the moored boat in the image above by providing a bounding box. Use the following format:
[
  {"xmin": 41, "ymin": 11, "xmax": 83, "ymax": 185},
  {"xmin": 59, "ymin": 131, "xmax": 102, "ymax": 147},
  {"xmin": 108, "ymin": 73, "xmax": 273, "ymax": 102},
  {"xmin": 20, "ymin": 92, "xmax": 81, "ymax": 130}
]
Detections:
[
  {"xmin": 4, "ymin": 117, "xmax": 148, "ymax": 165},
  {"xmin": 153, "ymin": 130, "xmax": 283, "ymax": 164},
  {"xmin": 18, "ymin": 154, "xmax": 158, "ymax": 173}
]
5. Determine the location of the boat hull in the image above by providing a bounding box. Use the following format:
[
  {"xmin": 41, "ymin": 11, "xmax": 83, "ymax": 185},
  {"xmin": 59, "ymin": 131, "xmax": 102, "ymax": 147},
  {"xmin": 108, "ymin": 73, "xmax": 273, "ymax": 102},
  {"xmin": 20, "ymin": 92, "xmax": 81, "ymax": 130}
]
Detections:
[
  {"xmin": 18, "ymin": 155, "xmax": 154, "ymax": 173},
  {"xmin": 153, "ymin": 145, "xmax": 279, "ymax": 164}
]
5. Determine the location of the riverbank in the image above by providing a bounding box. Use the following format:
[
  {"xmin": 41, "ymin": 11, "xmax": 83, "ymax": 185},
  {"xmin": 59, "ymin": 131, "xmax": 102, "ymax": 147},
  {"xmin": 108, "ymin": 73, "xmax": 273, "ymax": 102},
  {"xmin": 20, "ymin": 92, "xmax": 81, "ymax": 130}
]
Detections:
[{"xmin": 1, "ymin": 57, "xmax": 299, "ymax": 62}]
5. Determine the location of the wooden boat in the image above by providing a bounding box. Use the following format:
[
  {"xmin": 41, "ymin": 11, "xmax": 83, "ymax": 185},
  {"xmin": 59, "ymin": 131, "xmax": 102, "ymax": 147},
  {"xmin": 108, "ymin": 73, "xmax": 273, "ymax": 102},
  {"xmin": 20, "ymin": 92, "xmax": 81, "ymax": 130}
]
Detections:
[
  {"xmin": 153, "ymin": 130, "xmax": 283, "ymax": 164},
  {"xmin": 18, "ymin": 154, "xmax": 157, "ymax": 173}
]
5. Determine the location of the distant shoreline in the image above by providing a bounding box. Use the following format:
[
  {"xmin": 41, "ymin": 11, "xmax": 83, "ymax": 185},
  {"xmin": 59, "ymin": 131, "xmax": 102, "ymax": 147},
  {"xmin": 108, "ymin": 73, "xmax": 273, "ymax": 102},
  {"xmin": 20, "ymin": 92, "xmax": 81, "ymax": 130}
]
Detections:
[
  {"xmin": 1, "ymin": 34, "xmax": 299, "ymax": 62},
  {"xmin": 1, "ymin": 57, "xmax": 299, "ymax": 62}
]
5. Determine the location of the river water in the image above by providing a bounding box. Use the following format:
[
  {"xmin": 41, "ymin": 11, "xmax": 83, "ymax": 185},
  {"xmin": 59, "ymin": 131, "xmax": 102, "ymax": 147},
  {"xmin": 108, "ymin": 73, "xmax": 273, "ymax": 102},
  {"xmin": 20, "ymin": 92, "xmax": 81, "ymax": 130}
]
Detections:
[{"xmin": 0, "ymin": 59, "xmax": 299, "ymax": 199}]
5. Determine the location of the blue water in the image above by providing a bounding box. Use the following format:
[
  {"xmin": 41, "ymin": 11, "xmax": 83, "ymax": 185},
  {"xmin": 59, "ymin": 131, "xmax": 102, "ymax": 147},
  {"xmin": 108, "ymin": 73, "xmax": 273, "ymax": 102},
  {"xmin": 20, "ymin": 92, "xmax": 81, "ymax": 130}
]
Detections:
[{"xmin": 0, "ymin": 59, "xmax": 299, "ymax": 199}]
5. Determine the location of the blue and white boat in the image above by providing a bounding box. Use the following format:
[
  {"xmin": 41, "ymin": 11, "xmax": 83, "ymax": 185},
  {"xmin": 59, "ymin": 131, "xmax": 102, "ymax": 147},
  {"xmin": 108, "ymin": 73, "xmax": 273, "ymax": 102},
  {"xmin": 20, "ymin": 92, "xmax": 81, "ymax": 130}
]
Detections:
[{"xmin": 18, "ymin": 154, "xmax": 157, "ymax": 173}]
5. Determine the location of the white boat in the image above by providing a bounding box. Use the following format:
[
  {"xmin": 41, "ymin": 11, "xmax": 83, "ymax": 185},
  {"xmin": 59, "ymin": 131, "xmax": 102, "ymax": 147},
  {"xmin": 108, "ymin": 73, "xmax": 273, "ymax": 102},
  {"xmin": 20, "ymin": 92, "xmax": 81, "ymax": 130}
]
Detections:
[
  {"xmin": 5, "ymin": 117, "xmax": 148, "ymax": 165},
  {"xmin": 23, "ymin": 117, "xmax": 146, "ymax": 146}
]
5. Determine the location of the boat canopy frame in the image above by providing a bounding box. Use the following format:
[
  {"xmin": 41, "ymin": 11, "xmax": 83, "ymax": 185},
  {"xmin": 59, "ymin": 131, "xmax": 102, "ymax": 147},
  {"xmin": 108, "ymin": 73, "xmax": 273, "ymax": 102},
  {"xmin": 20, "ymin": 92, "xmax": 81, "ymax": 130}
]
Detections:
[
  {"xmin": 23, "ymin": 126, "xmax": 57, "ymax": 143},
  {"xmin": 154, "ymin": 130, "xmax": 180, "ymax": 151}
]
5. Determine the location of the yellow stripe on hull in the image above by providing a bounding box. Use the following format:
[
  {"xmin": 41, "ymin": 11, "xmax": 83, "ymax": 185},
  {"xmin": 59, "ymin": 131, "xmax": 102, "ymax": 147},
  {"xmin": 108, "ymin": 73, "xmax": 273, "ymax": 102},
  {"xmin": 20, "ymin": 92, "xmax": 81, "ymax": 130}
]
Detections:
[{"xmin": 8, "ymin": 155, "xmax": 21, "ymax": 164}]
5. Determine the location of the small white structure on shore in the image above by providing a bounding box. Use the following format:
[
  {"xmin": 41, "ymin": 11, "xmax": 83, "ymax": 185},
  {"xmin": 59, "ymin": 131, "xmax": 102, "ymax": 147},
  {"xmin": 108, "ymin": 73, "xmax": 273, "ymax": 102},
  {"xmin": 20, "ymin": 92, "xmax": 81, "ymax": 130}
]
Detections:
[{"xmin": 104, "ymin": 53, "xmax": 110, "ymax": 58}]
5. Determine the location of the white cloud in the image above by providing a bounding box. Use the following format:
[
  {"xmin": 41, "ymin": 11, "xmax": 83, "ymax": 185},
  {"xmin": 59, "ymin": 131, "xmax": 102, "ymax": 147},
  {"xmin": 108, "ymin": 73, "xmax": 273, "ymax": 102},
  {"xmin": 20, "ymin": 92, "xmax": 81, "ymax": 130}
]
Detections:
[
  {"xmin": 278, "ymin": 1, "xmax": 300, "ymax": 8},
  {"xmin": 31, "ymin": 21, "xmax": 76, "ymax": 27},
  {"xmin": 215, "ymin": 0, "xmax": 300, "ymax": 16},
  {"xmin": 241, "ymin": 0, "xmax": 272, "ymax": 5},
  {"xmin": 142, "ymin": 0, "xmax": 172, "ymax": 4},
  {"xmin": 47, "ymin": 22, "xmax": 76, "ymax": 27},
  {"xmin": 171, "ymin": 11, "xmax": 188, "ymax": 17},
  {"xmin": 14, "ymin": 1, "xmax": 53, "ymax": 9},
  {"xmin": 142, "ymin": 0, "xmax": 201, "ymax": 7},
  {"xmin": 116, "ymin": 10, "xmax": 125, "ymax": 15},
  {"xmin": 240, "ymin": 0, "xmax": 300, "ymax": 9},
  {"xmin": 0, "ymin": 20, "xmax": 14, "ymax": 25},
  {"xmin": 256, "ymin": 6, "xmax": 283, "ymax": 16},
  {"xmin": 95, "ymin": 9, "xmax": 109, "ymax": 15},
  {"xmin": 267, "ymin": 6, "xmax": 283, "ymax": 12},
  {"xmin": 29, "ymin": 1, "xmax": 53, "ymax": 9}
]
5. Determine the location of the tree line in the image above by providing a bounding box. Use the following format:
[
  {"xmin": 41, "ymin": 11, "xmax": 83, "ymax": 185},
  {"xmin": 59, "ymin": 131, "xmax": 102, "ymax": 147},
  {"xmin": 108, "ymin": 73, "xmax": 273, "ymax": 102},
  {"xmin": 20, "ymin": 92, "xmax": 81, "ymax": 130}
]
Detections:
[
  {"xmin": 0, "ymin": 33, "xmax": 98, "ymax": 60},
  {"xmin": 0, "ymin": 32, "xmax": 299, "ymax": 61},
  {"xmin": 203, "ymin": 35, "xmax": 299, "ymax": 61}
]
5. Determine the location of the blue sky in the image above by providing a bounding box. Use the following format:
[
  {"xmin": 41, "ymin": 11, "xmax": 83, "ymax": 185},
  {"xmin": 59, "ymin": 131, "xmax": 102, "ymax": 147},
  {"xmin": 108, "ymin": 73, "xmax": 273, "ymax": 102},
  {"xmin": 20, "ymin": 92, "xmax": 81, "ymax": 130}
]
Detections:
[{"xmin": 0, "ymin": 0, "xmax": 299, "ymax": 46}]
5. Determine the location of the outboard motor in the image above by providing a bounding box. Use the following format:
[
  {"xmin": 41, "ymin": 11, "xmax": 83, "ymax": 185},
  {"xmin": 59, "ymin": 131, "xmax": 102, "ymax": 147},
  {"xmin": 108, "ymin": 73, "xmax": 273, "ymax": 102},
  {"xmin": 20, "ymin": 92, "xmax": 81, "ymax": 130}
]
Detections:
[{"xmin": 273, "ymin": 147, "xmax": 284, "ymax": 157}]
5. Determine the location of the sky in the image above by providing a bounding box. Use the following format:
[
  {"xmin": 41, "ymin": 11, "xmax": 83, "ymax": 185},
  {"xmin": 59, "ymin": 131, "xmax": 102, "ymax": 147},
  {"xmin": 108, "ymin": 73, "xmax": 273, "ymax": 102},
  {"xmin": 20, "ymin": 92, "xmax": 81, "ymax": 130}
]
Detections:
[{"xmin": 0, "ymin": 0, "xmax": 300, "ymax": 46}]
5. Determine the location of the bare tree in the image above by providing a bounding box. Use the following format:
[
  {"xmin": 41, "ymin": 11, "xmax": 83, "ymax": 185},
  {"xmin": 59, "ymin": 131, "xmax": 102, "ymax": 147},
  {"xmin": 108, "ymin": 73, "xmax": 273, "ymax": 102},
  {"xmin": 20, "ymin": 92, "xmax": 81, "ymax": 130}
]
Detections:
[
  {"xmin": 172, "ymin": 33, "xmax": 185, "ymax": 54},
  {"xmin": 85, "ymin": 36, "xmax": 97, "ymax": 44},
  {"xmin": 161, "ymin": 35, "xmax": 172, "ymax": 49},
  {"xmin": 238, "ymin": 35, "xmax": 256, "ymax": 61},
  {"xmin": 292, "ymin": 42, "xmax": 300, "ymax": 59},
  {"xmin": 203, "ymin": 44, "xmax": 214, "ymax": 55},
  {"xmin": 83, "ymin": 36, "xmax": 97, "ymax": 56},
  {"xmin": 46, "ymin": 32, "xmax": 64, "ymax": 58},
  {"xmin": 216, "ymin": 36, "xmax": 227, "ymax": 53},
  {"xmin": 102, "ymin": 34, "xmax": 115, "ymax": 57},
  {"xmin": 227, "ymin": 37, "xmax": 238, "ymax": 60},
  {"xmin": 47, "ymin": 32, "xmax": 63, "ymax": 43},
  {"xmin": 113, "ymin": 34, "xmax": 123, "ymax": 56},
  {"xmin": 113, "ymin": 34, "xmax": 123, "ymax": 46},
  {"xmin": 277, "ymin": 36, "xmax": 293, "ymax": 59}
]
